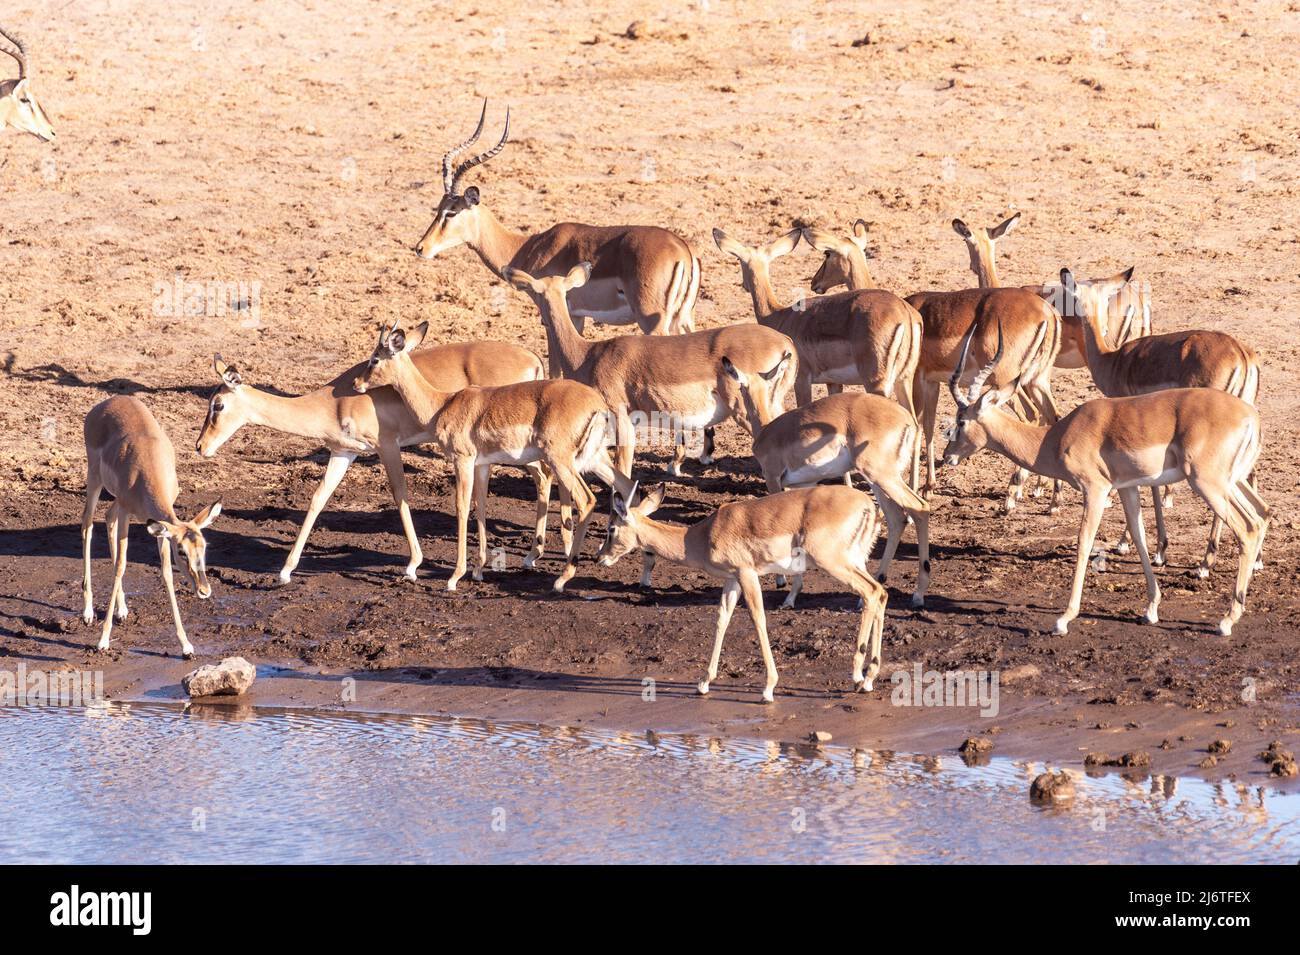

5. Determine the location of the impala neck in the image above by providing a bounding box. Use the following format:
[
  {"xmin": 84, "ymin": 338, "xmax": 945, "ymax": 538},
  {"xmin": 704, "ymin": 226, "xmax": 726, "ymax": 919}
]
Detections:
[
  {"xmin": 844, "ymin": 253, "xmax": 876, "ymax": 291},
  {"xmin": 385, "ymin": 357, "xmax": 454, "ymax": 429},
  {"xmin": 979, "ymin": 409, "xmax": 1062, "ymax": 482},
  {"xmin": 633, "ymin": 517, "xmax": 690, "ymax": 565},
  {"xmin": 975, "ymin": 259, "xmax": 999, "ymax": 288},
  {"xmin": 242, "ymin": 387, "xmax": 346, "ymax": 444},
  {"xmin": 1075, "ymin": 309, "xmax": 1119, "ymax": 392},
  {"xmin": 744, "ymin": 261, "xmax": 787, "ymax": 322},
  {"xmin": 538, "ymin": 294, "xmax": 593, "ymax": 378},
  {"xmin": 471, "ymin": 206, "xmax": 528, "ymax": 275}
]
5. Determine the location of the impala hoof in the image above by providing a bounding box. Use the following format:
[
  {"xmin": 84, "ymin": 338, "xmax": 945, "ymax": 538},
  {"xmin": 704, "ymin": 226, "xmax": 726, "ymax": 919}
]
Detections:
[
  {"xmin": 1115, "ymin": 541, "xmax": 1131, "ymax": 556},
  {"xmin": 403, "ymin": 567, "xmax": 418, "ymax": 582},
  {"xmin": 277, "ymin": 569, "xmax": 293, "ymax": 585},
  {"xmin": 95, "ymin": 637, "xmax": 110, "ymax": 652},
  {"xmin": 1196, "ymin": 566, "xmax": 1210, "ymax": 580},
  {"xmin": 81, "ymin": 608, "xmax": 94, "ymax": 626},
  {"xmin": 1053, "ymin": 617, "xmax": 1071, "ymax": 635},
  {"xmin": 1218, "ymin": 618, "xmax": 1234, "ymax": 636},
  {"xmin": 779, "ymin": 595, "xmax": 796, "ymax": 610},
  {"xmin": 446, "ymin": 578, "xmax": 460, "ymax": 592},
  {"xmin": 1152, "ymin": 553, "xmax": 1165, "ymax": 567},
  {"xmin": 522, "ymin": 555, "xmax": 538, "ymax": 570},
  {"xmin": 115, "ymin": 606, "xmax": 128, "ymax": 621},
  {"xmin": 698, "ymin": 454, "xmax": 714, "ymax": 466},
  {"xmin": 1143, "ymin": 607, "xmax": 1159, "ymax": 625},
  {"xmin": 552, "ymin": 578, "xmax": 568, "ymax": 593},
  {"xmin": 666, "ymin": 464, "xmax": 683, "ymax": 478},
  {"xmin": 1091, "ymin": 555, "xmax": 1108, "ymax": 573},
  {"xmin": 697, "ymin": 681, "xmax": 710, "ymax": 696},
  {"xmin": 760, "ymin": 688, "xmax": 775, "ymax": 704},
  {"xmin": 472, "ymin": 569, "xmax": 484, "ymax": 582},
  {"xmin": 911, "ymin": 593, "xmax": 925, "ymax": 609}
]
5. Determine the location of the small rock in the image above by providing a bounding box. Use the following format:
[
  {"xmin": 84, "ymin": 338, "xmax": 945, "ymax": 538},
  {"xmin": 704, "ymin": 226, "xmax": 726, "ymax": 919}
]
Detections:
[
  {"xmin": 1199, "ymin": 755, "xmax": 1218, "ymax": 769},
  {"xmin": 1002, "ymin": 664, "xmax": 1041, "ymax": 684},
  {"xmin": 1158, "ymin": 739, "xmax": 1174, "ymax": 750},
  {"xmin": 959, "ymin": 736, "xmax": 993, "ymax": 755},
  {"xmin": 1207, "ymin": 739, "xmax": 1232, "ymax": 755},
  {"xmin": 809, "ymin": 730, "xmax": 832, "ymax": 744},
  {"xmin": 1257, "ymin": 741, "xmax": 1295, "ymax": 765},
  {"xmin": 1117, "ymin": 751, "xmax": 1151, "ymax": 768},
  {"xmin": 1270, "ymin": 758, "xmax": 1298, "ymax": 778},
  {"xmin": 1084, "ymin": 752, "xmax": 1111, "ymax": 767},
  {"xmin": 1030, "ymin": 771, "xmax": 1075, "ymax": 803},
  {"xmin": 182, "ymin": 656, "xmax": 256, "ymax": 697}
]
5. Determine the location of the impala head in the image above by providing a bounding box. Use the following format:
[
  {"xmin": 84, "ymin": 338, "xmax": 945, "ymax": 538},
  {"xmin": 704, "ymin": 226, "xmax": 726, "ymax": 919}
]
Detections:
[
  {"xmin": 720, "ymin": 350, "xmax": 794, "ymax": 434},
  {"xmin": 802, "ymin": 220, "xmax": 870, "ymax": 293},
  {"xmin": 354, "ymin": 321, "xmax": 429, "ymax": 393},
  {"xmin": 1059, "ymin": 265, "xmax": 1137, "ymax": 327},
  {"xmin": 146, "ymin": 501, "xmax": 222, "ymax": 599},
  {"xmin": 597, "ymin": 482, "xmax": 667, "ymax": 567},
  {"xmin": 503, "ymin": 261, "xmax": 590, "ymax": 316},
  {"xmin": 952, "ymin": 213, "xmax": 1019, "ymax": 287},
  {"xmin": 0, "ymin": 26, "xmax": 53, "ymax": 142},
  {"xmin": 942, "ymin": 319, "xmax": 1016, "ymax": 466},
  {"xmin": 414, "ymin": 100, "xmax": 510, "ymax": 259},
  {"xmin": 196, "ymin": 355, "xmax": 252, "ymax": 457},
  {"xmin": 712, "ymin": 227, "xmax": 800, "ymax": 293}
]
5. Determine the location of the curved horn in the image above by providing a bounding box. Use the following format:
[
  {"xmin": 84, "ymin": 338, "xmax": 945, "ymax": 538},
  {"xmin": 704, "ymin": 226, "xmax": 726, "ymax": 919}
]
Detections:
[
  {"xmin": 0, "ymin": 25, "xmax": 27, "ymax": 79},
  {"xmin": 441, "ymin": 100, "xmax": 488, "ymax": 192},
  {"xmin": 948, "ymin": 322, "xmax": 978, "ymax": 408},
  {"xmin": 964, "ymin": 319, "xmax": 1005, "ymax": 404},
  {"xmin": 452, "ymin": 106, "xmax": 510, "ymax": 189}
]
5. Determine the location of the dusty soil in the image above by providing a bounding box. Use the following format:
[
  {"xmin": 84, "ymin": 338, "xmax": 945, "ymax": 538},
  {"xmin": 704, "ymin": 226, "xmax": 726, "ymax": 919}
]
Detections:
[{"xmin": 1, "ymin": 1, "xmax": 1298, "ymax": 785}]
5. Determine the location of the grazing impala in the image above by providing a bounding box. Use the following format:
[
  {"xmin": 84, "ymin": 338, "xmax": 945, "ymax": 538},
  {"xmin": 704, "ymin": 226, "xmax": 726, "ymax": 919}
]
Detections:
[
  {"xmin": 905, "ymin": 286, "xmax": 1062, "ymax": 507},
  {"xmin": 82, "ymin": 396, "xmax": 222, "ymax": 658},
  {"xmin": 1062, "ymin": 267, "xmax": 1261, "ymax": 575},
  {"xmin": 751, "ymin": 389, "xmax": 930, "ymax": 608},
  {"xmin": 597, "ymin": 484, "xmax": 888, "ymax": 703},
  {"xmin": 0, "ymin": 25, "xmax": 54, "ymax": 141},
  {"xmin": 505, "ymin": 263, "xmax": 796, "ymax": 480},
  {"xmin": 712, "ymin": 228, "xmax": 922, "ymax": 418},
  {"xmin": 354, "ymin": 322, "xmax": 635, "ymax": 592},
  {"xmin": 197, "ymin": 341, "xmax": 547, "ymax": 584},
  {"xmin": 943, "ymin": 322, "xmax": 1267, "ymax": 637},
  {"xmin": 415, "ymin": 101, "xmax": 699, "ymax": 336}
]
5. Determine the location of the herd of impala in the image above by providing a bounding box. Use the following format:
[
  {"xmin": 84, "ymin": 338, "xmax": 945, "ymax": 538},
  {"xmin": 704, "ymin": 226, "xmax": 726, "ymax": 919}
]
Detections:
[{"xmin": 5, "ymin": 68, "xmax": 1264, "ymax": 704}]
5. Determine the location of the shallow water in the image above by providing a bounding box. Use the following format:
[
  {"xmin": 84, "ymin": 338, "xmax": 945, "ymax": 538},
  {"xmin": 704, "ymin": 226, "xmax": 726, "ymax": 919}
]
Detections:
[{"xmin": 0, "ymin": 702, "xmax": 1296, "ymax": 863}]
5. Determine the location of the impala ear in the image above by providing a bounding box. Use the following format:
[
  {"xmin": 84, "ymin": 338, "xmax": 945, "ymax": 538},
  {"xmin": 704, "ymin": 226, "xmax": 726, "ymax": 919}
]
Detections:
[
  {"xmin": 638, "ymin": 483, "xmax": 667, "ymax": 515},
  {"xmin": 1116, "ymin": 265, "xmax": 1136, "ymax": 284},
  {"xmin": 851, "ymin": 219, "xmax": 869, "ymax": 248},
  {"xmin": 990, "ymin": 212, "xmax": 1020, "ymax": 239},
  {"xmin": 1059, "ymin": 267, "xmax": 1075, "ymax": 290},
  {"xmin": 720, "ymin": 355, "xmax": 745, "ymax": 383},
  {"xmin": 799, "ymin": 227, "xmax": 836, "ymax": 254},
  {"xmin": 712, "ymin": 228, "xmax": 750, "ymax": 262},
  {"xmin": 147, "ymin": 520, "xmax": 178, "ymax": 540},
  {"xmin": 952, "ymin": 218, "xmax": 973, "ymax": 239},
  {"xmin": 767, "ymin": 229, "xmax": 801, "ymax": 260},
  {"xmin": 407, "ymin": 321, "xmax": 429, "ymax": 350},
  {"xmin": 502, "ymin": 267, "xmax": 539, "ymax": 293},
  {"xmin": 566, "ymin": 262, "xmax": 592, "ymax": 290},
  {"xmin": 612, "ymin": 490, "xmax": 631, "ymax": 521},
  {"xmin": 194, "ymin": 500, "xmax": 223, "ymax": 529},
  {"xmin": 759, "ymin": 351, "xmax": 792, "ymax": 382},
  {"xmin": 214, "ymin": 354, "xmax": 242, "ymax": 388}
]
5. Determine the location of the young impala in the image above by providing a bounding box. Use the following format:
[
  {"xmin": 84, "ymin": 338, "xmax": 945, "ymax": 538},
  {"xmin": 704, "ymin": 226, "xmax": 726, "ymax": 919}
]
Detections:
[
  {"xmin": 750, "ymin": 388, "xmax": 930, "ymax": 608},
  {"xmin": 0, "ymin": 25, "xmax": 54, "ymax": 141},
  {"xmin": 712, "ymin": 228, "xmax": 922, "ymax": 419},
  {"xmin": 943, "ymin": 322, "xmax": 1267, "ymax": 637},
  {"xmin": 416, "ymin": 101, "xmax": 699, "ymax": 335},
  {"xmin": 82, "ymin": 396, "xmax": 222, "ymax": 658},
  {"xmin": 197, "ymin": 341, "xmax": 548, "ymax": 584},
  {"xmin": 353, "ymin": 322, "xmax": 635, "ymax": 592},
  {"xmin": 1062, "ymin": 267, "xmax": 1261, "ymax": 575},
  {"xmin": 504, "ymin": 263, "xmax": 796, "ymax": 480},
  {"xmin": 597, "ymin": 484, "xmax": 888, "ymax": 703}
]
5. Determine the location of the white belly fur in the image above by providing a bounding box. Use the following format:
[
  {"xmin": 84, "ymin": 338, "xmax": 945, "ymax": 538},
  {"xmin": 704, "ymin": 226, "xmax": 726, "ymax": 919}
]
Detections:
[
  {"xmin": 783, "ymin": 443, "xmax": 853, "ymax": 486},
  {"xmin": 816, "ymin": 365, "xmax": 861, "ymax": 386}
]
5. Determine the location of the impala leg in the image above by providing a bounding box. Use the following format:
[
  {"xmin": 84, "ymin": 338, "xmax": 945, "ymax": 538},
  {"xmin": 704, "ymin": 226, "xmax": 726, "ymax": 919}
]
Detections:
[
  {"xmin": 1239, "ymin": 478, "xmax": 1268, "ymax": 570},
  {"xmin": 378, "ymin": 439, "xmax": 421, "ymax": 581},
  {"xmin": 1150, "ymin": 486, "xmax": 1169, "ymax": 567},
  {"xmin": 639, "ymin": 550, "xmax": 657, "ymax": 589},
  {"xmin": 613, "ymin": 408, "xmax": 635, "ymax": 483},
  {"xmin": 472, "ymin": 463, "xmax": 491, "ymax": 582},
  {"xmin": 552, "ymin": 465, "xmax": 596, "ymax": 593},
  {"xmin": 793, "ymin": 371, "xmax": 813, "ymax": 409},
  {"xmin": 1118, "ymin": 487, "xmax": 1161, "ymax": 625},
  {"xmin": 737, "ymin": 569, "xmax": 778, "ymax": 703},
  {"xmin": 1055, "ymin": 489, "xmax": 1107, "ymax": 635},
  {"xmin": 1190, "ymin": 477, "xmax": 1266, "ymax": 635},
  {"xmin": 895, "ymin": 376, "xmax": 921, "ymax": 492},
  {"xmin": 849, "ymin": 570, "xmax": 888, "ymax": 692},
  {"xmin": 280, "ymin": 451, "xmax": 356, "ymax": 584},
  {"xmin": 97, "ymin": 511, "xmax": 130, "ymax": 652},
  {"xmin": 1027, "ymin": 381, "xmax": 1064, "ymax": 513},
  {"xmin": 157, "ymin": 534, "xmax": 195, "ymax": 658},
  {"xmin": 919, "ymin": 378, "xmax": 940, "ymax": 496},
  {"xmin": 523, "ymin": 462, "xmax": 551, "ymax": 569},
  {"xmin": 871, "ymin": 485, "xmax": 905, "ymax": 590},
  {"xmin": 699, "ymin": 578, "xmax": 741, "ymax": 696},
  {"xmin": 447, "ymin": 458, "xmax": 475, "ymax": 591},
  {"xmin": 80, "ymin": 482, "xmax": 101, "ymax": 624},
  {"xmin": 106, "ymin": 506, "xmax": 128, "ymax": 620}
]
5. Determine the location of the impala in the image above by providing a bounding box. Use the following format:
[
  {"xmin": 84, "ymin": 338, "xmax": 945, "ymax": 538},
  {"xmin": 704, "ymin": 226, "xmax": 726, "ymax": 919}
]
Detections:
[
  {"xmin": 904, "ymin": 286, "xmax": 1062, "ymax": 508},
  {"xmin": 712, "ymin": 228, "xmax": 922, "ymax": 421},
  {"xmin": 751, "ymin": 388, "xmax": 930, "ymax": 608},
  {"xmin": 197, "ymin": 341, "xmax": 547, "ymax": 583},
  {"xmin": 0, "ymin": 25, "xmax": 54, "ymax": 141},
  {"xmin": 505, "ymin": 263, "xmax": 796, "ymax": 480},
  {"xmin": 943, "ymin": 322, "xmax": 1267, "ymax": 637},
  {"xmin": 353, "ymin": 322, "xmax": 635, "ymax": 592},
  {"xmin": 597, "ymin": 483, "xmax": 888, "ymax": 703},
  {"xmin": 82, "ymin": 396, "xmax": 222, "ymax": 658},
  {"xmin": 803, "ymin": 219, "xmax": 875, "ymax": 293},
  {"xmin": 1062, "ymin": 267, "xmax": 1261, "ymax": 575},
  {"xmin": 415, "ymin": 101, "xmax": 699, "ymax": 336}
]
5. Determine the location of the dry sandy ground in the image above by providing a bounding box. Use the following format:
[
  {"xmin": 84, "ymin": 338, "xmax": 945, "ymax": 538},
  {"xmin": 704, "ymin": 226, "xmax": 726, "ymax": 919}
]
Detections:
[{"xmin": 1, "ymin": 1, "xmax": 1299, "ymax": 784}]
